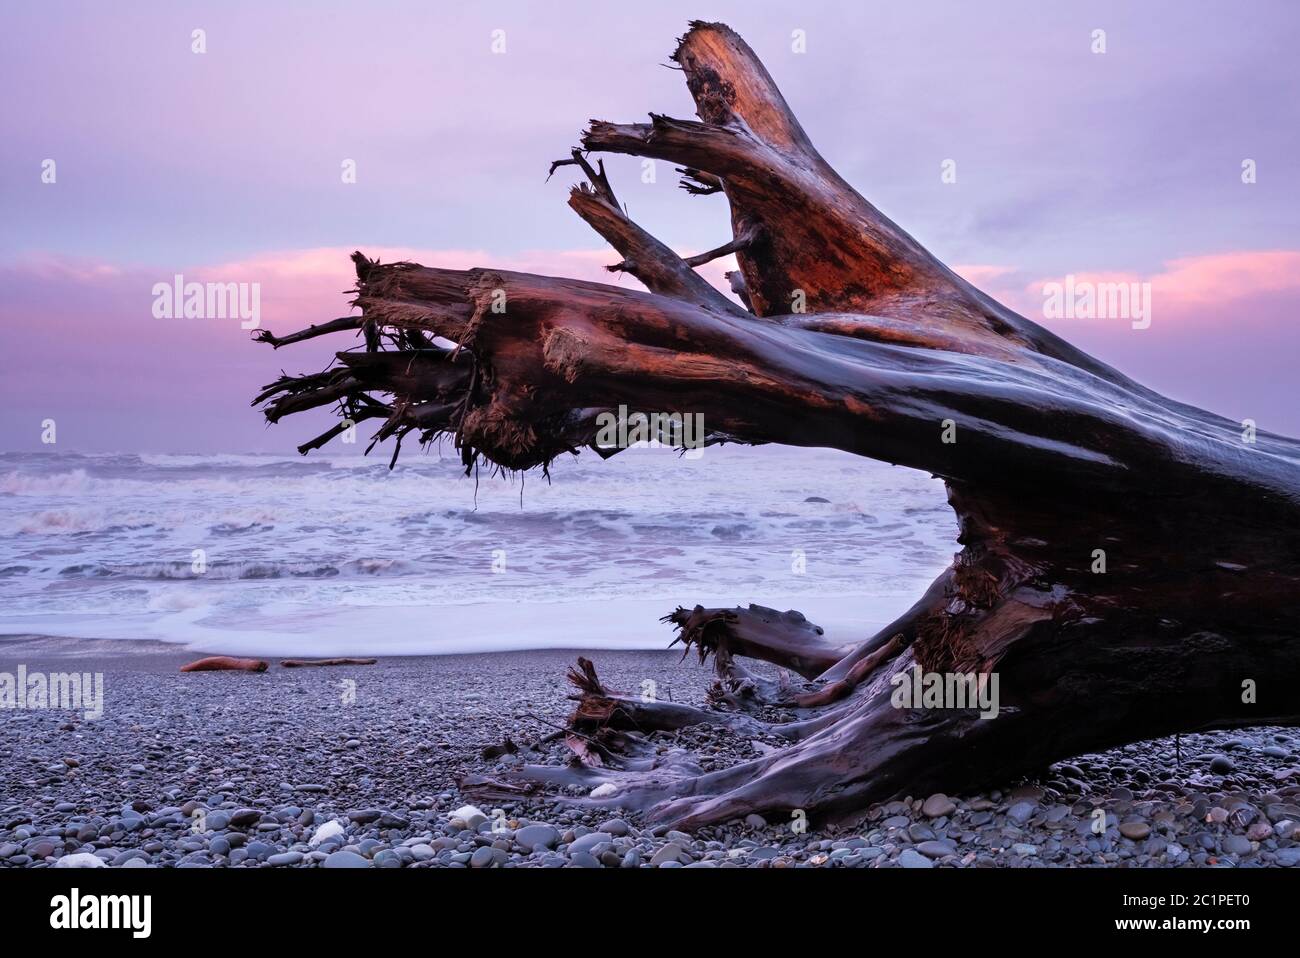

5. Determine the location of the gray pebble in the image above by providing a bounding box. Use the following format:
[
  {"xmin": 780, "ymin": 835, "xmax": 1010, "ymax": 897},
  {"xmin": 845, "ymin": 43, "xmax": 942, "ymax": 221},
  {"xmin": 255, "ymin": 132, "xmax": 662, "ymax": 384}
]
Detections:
[
  {"xmin": 323, "ymin": 850, "xmax": 371, "ymax": 869},
  {"xmin": 898, "ymin": 849, "xmax": 932, "ymax": 868}
]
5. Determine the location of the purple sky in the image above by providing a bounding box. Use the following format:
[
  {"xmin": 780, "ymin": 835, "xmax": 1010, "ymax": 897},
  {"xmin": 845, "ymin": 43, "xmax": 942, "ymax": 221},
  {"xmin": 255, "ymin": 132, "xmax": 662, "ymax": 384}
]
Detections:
[{"xmin": 3, "ymin": 0, "xmax": 1298, "ymax": 452}]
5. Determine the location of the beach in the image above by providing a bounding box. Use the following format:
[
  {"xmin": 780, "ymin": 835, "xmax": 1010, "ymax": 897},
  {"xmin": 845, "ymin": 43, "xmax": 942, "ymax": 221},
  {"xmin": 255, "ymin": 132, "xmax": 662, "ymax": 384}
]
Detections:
[
  {"xmin": 2, "ymin": 636, "xmax": 1297, "ymax": 869},
  {"xmin": 4, "ymin": 450, "xmax": 1298, "ymax": 868}
]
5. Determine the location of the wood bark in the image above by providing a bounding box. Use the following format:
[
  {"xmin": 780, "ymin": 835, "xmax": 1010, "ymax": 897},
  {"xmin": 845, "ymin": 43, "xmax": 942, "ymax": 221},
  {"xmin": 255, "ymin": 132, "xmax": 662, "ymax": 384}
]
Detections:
[{"xmin": 253, "ymin": 21, "xmax": 1300, "ymax": 831}]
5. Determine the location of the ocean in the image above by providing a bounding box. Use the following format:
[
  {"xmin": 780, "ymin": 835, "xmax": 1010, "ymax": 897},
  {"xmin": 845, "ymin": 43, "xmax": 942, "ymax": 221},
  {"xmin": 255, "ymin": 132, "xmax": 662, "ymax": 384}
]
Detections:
[{"xmin": 0, "ymin": 445, "xmax": 957, "ymax": 656}]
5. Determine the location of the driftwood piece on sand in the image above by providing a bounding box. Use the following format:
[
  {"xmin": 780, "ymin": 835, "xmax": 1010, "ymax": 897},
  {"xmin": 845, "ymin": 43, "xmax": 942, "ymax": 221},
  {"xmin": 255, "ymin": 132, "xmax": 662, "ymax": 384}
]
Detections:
[
  {"xmin": 252, "ymin": 21, "xmax": 1300, "ymax": 831},
  {"xmin": 180, "ymin": 656, "xmax": 268, "ymax": 673},
  {"xmin": 279, "ymin": 658, "xmax": 378, "ymax": 668}
]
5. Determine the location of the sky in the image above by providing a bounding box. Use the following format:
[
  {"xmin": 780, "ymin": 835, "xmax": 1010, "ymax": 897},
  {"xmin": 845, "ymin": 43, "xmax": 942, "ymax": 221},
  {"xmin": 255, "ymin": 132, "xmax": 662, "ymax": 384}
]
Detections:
[{"xmin": 2, "ymin": 0, "xmax": 1298, "ymax": 452}]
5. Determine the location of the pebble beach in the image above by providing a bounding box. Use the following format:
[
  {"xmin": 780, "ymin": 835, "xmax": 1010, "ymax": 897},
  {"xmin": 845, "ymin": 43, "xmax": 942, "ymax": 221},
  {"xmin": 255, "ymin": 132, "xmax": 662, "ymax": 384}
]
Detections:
[{"xmin": 2, "ymin": 636, "xmax": 1298, "ymax": 869}]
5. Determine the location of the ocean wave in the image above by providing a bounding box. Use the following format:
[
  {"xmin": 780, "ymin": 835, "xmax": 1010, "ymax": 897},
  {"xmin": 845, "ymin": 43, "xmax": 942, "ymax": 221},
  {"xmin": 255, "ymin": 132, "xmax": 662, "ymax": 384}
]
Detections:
[
  {"xmin": 56, "ymin": 560, "xmax": 341, "ymax": 580},
  {"xmin": 12, "ymin": 508, "xmax": 149, "ymax": 534},
  {"xmin": 0, "ymin": 447, "xmax": 960, "ymax": 651},
  {"xmin": 0, "ymin": 469, "xmax": 94, "ymax": 495},
  {"xmin": 341, "ymin": 557, "xmax": 415, "ymax": 575},
  {"xmin": 48, "ymin": 556, "xmax": 419, "ymax": 580}
]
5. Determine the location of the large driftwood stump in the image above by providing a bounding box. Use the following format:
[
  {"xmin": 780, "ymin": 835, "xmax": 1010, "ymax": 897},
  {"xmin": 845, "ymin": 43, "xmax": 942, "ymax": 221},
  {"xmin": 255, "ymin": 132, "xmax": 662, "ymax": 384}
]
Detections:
[{"xmin": 254, "ymin": 22, "xmax": 1300, "ymax": 831}]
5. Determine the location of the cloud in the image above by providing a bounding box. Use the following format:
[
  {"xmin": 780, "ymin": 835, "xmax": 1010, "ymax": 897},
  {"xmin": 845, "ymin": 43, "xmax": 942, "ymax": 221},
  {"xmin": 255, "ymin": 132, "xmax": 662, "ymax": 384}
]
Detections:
[
  {"xmin": 5, "ymin": 246, "xmax": 1297, "ymax": 451},
  {"xmin": 6, "ymin": 254, "xmax": 124, "ymax": 283},
  {"xmin": 952, "ymin": 264, "xmax": 1016, "ymax": 286},
  {"xmin": 0, "ymin": 245, "xmax": 744, "ymax": 453},
  {"xmin": 188, "ymin": 245, "xmax": 740, "ymax": 317},
  {"xmin": 1025, "ymin": 250, "xmax": 1300, "ymax": 327}
]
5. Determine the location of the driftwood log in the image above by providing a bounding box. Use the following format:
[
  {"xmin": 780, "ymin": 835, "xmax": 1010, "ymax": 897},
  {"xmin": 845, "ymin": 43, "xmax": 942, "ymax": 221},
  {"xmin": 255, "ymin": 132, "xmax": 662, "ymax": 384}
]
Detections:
[
  {"xmin": 180, "ymin": 656, "xmax": 268, "ymax": 673},
  {"xmin": 253, "ymin": 22, "xmax": 1300, "ymax": 831},
  {"xmin": 279, "ymin": 658, "xmax": 378, "ymax": 668}
]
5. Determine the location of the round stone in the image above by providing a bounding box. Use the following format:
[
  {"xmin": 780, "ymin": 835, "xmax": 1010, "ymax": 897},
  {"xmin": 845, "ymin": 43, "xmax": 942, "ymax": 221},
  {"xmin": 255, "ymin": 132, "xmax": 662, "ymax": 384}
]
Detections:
[
  {"xmin": 1208, "ymin": 755, "xmax": 1235, "ymax": 775},
  {"xmin": 1119, "ymin": 821, "xmax": 1150, "ymax": 840},
  {"xmin": 323, "ymin": 850, "xmax": 371, "ymax": 869},
  {"xmin": 922, "ymin": 794, "xmax": 957, "ymax": 818},
  {"xmin": 516, "ymin": 824, "xmax": 559, "ymax": 851}
]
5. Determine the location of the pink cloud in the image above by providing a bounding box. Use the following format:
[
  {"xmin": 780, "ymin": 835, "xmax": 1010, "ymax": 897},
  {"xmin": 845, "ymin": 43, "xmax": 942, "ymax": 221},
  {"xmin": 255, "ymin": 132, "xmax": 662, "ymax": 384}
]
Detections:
[
  {"xmin": 951, "ymin": 251, "xmax": 1300, "ymax": 330},
  {"xmin": 1025, "ymin": 250, "xmax": 1300, "ymax": 326},
  {"xmin": 185, "ymin": 245, "xmax": 740, "ymax": 327},
  {"xmin": 952, "ymin": 263, "xmax": 1017, "ymax": 286},
  {"xmin": 5, "ymin": 246, "xmax": 1297, "ymax": 452},
  {"xmin": 0, "ymin": 246, "xmax": 745, "ymax": 453},
  {"xmin": 7, "ymin": 254, "xmax": 124, "ymax": 283}
]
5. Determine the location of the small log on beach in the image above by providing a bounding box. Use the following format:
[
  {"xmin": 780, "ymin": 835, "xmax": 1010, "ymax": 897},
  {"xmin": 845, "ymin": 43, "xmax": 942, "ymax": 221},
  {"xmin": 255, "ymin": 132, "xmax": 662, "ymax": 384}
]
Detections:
[
  {"xmin": 180, "ymin": 656, "xmax": 269, "ymax": 673},
  {"xmin": 279, "ymin": 657, "xmax": 378, "ymax": 668}
]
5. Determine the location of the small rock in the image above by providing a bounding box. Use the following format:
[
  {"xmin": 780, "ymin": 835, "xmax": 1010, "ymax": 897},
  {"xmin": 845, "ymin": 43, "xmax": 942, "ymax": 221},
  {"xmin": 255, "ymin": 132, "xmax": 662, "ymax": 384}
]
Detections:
[
  {"xmin": 323, "ymin": 850, "xmax": 371, "ymax": 869},
  {"xmin": 54, "ymin": 853, "xmax": 106, "ymax": 868},
  {"xmin": 898, "ymin": 849, "xmax": 932, "ymax": 868},
  {"xmin": 908, "ymin": 822, "xmax": 936, "ymax": 842},
  {"xmin": 450, "ymin": 805, "xmax": 487, "ymax": 829},
  {"xmin": 1119, "ymin": 821, "xmax": 1151, "ymax": 840},
  {"xmin": 916, "ymin": 840, "xmax": 955, "ymax": 859},
  {"xmin": 1208, "ymin": 755, "xmax": 1235, "ymax": 775},
  {"xmin": 1223, "ymin": 835, "xmax": 1253, "ymax": 856},
  {"xmin": 1247, "ymin": 822, "xmax": 1273, "ymax": 842},
  {"xmin": 470, "ymin": 846, "xmax": 499, "ymax": 868},
  {"xmin": 1275, "ymin": 847, "xmax": 1300, "ymax": 867},
  {"xmin": 204, "ymin": 810, "xmax": 231, "ymax": 831},
  {"xmin": 650, "ymin": 843, "xmax": 685, "ymax": 867},
  {"xmin": 568, "ymin": 832, "xmax": 613, "ymax": 856},
  {"xmin": 229, "ymin": 809, "xmax": 261, "ymax": 828},
  {"xmin": 309, "ymin": 820, "xmax": 345, "ymax": 847},
  {"xmin": 516, "ymin": 824, "xmax": 560, "ymax": 851},
  {"xmin": 1006, "ymin": 801, "xmax": 1037, "ymax": 825},
  {"xmin": 922, "ymin": 793, "xmax": 957, "ymax": 818}
]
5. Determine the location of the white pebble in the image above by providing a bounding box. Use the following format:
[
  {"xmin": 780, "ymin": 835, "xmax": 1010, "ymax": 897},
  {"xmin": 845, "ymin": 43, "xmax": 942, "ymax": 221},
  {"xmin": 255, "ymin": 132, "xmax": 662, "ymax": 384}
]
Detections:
[
  {"xmin": 308, "ymin": 820, "xmax": 345, "ymax": 847},
  {"xmin": 54, "ymin": 853, "xmax": 106, "ymax": 868}
]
